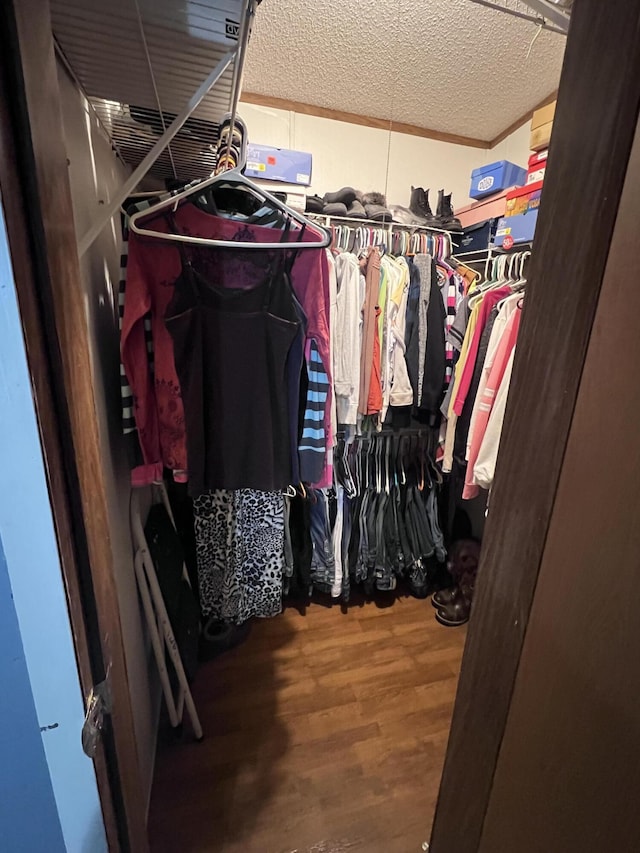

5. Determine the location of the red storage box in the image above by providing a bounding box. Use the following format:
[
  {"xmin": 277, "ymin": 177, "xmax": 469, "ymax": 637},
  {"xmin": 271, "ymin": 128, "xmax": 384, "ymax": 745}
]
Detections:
[
  {"xmin": 527, "ymin": 150, "xmax": 548, "ymax": 185},
  {"xmin": 505, "ymin": 181, "xmax": 544, "ymax": 218}
]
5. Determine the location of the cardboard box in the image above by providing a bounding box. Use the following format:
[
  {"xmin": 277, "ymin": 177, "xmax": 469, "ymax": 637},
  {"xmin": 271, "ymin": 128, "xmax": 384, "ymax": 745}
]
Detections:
[
  {"xmin": 494, "ymin": 209, "xmax": 538, "ymax": 247},
  {"xmin": 505, "ymin": 181, "xmax": 543, "ymax": 218},
  {"xmin": 244, "ymin": 144, "xmax": 312, "ymax": 186},
  {"xmin": 530, "ymin": 100, "xmax": 556, "ymax": 151},
  {"xmin": 456, "ymin": 187, "xmax": 515, "ymax": 228},
  {"xmin": 527, "ymin": 150, "xmax": 548, "ymax": 185}
]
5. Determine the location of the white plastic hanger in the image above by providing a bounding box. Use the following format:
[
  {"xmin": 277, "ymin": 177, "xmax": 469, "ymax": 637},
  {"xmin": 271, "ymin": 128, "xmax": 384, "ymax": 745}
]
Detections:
[{"xmin": 128, "ymin": 168, "xmax": 331, "ymax": 250}]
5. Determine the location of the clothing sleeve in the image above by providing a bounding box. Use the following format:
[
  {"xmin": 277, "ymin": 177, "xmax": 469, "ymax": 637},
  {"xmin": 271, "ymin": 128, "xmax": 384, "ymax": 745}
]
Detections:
[
  {"xmin": 389, "ymin": 262, "xmax": 414, "ymax": 407},
  {"xmin": 462, "ymin": 309, "xmax": 521, "ymax": 499},
  {"xmin": 121, "ymin": 233, "xmax": 162, "ymax": 484},
  {"xmin": 299, "ymin": 339, "xmax": 329, "ymax": 484},
  {"xmin": 474, "ymin": 347, "xmax": 516, "ymax": 491},
  {"xmin": 419, "ymin": 259, "xmax": 446, "ymax": 423},
  {"xmin": 334, "ymin": 255, "xmax": 361, "ymax": 424},
  {"xmin": 452, "ymin": 298, "xmax": 488, "ymax": 417}
]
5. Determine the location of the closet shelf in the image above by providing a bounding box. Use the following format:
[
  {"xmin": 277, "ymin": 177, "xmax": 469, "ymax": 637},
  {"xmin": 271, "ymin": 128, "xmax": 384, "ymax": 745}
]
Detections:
[
  {"xmin": 308, "ymin": 212, "xmax": 462, "ymax": 237},
  {"xmin": 51, "ymin": 0, "xmax": 252, "ymax": 182}
]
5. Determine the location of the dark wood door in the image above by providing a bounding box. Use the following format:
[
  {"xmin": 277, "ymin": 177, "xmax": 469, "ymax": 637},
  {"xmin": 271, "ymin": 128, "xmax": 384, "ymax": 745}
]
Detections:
[
  {"xmin": 0, "ymin": 1, "xmax": 147, "ymax": 849},
  {"xmin": 477, "ymin": 104, "xmax": 640, "ymax": 853},
  {"xmin": 430, "ymin": 0, "xmax": 640, "ymax": 849}
]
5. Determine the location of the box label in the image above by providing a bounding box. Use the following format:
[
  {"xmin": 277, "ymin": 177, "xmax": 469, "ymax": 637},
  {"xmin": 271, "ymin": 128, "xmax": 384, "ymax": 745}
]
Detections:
[
  {"xmin": 225, "ymin": 18, "xmax": 239, "ymax": 40},
  {"xmin": 478, "ymin": 175, "xmax": 495, "ymax": 192}
]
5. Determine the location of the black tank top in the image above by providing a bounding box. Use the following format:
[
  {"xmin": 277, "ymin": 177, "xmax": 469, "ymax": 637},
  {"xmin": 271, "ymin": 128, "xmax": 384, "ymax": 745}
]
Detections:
[{"xmin": 165, "ymin": 233, "xmax": 302, "ymax": 496}]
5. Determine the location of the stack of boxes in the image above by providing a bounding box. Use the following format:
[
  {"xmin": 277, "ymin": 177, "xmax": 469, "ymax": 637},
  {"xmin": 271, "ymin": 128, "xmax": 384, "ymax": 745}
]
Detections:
[
  {"xmin": 495, "ymin": 100, "xmax": 555, "ymax": 248},
  {"xmin": 458, "ymin": 100, "xmax": 556, "ymax": 251}
]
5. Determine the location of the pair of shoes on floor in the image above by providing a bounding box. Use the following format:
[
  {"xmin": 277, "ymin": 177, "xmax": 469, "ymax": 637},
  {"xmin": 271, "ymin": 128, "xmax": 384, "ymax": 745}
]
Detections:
[
  {"xmin": 408, "ymin": 186, "xmax": 462, "ymax": 230},
  {"xmin": 431, "ymin": 583, "xmax": 472, "ymax": 627}
]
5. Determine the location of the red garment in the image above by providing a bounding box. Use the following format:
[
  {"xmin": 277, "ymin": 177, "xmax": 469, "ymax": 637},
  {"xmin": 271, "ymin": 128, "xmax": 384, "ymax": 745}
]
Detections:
[
  {"xmin": 452, "ymin": 286, "xmax": 511, "ymax": 417},
  {"xmin": 462, "ymin": 306, "xmax": 521, "ymax": 500},
  {"xmin": 121, "ymin": 203, "xmax": 330, "ymax": 484},
  {"xmin": 367, "ymin": 306, "xmax": 383, "ymax": 415}
]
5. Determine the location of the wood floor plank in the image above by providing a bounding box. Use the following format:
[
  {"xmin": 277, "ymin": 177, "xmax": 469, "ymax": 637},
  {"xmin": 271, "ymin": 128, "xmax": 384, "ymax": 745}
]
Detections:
[{"xmin": 148, "ymin": 596, "xmax": 466, "ymax": 852}]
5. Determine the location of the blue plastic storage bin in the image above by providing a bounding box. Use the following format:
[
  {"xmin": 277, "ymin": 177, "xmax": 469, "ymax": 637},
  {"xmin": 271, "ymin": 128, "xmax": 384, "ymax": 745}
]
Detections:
[
  {"xmin": 456, "ymin": 219, "xmax": 497, "ymax": 253},
  {"xmin": 469, "ymin": 160, "xmax": 527, "ymax": 200}
]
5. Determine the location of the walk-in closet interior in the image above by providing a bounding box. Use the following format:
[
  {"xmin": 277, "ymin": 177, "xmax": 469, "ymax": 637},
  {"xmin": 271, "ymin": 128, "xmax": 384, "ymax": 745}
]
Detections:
[{"xmin": 3, "ymin": 0, "xmax": 585, "ymax": 849}]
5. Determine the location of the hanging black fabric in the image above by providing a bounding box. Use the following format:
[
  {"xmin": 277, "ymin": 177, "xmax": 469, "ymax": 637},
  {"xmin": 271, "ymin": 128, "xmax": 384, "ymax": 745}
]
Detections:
[{"xmin": 165, "ymin": 236, "xmax": 302, "ymax": 495}]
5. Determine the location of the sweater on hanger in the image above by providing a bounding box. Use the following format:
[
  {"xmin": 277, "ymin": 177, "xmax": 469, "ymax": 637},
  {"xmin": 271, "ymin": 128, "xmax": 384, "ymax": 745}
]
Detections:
[
  {"xmin": 474, "ymin": 346, "xmax": 516, "ymax": 491},
  {"xmin": 121, "ymin": 203, "xmax": 331, "ymax": 486},
  {"xmin": 388, "ymin": 257, "xmax": 414, "ymax": 409},
  {"xmin": 333, "ymin": 253, "xmax": 362, "ymax": 425},
  {"xmin": 452, "ymin": 286, "xmax": 511, "ymax": 416},
  {"xmin": 463, "ymin": 305, "xmax": 521, "ymax": 500},
  {"xmin": 358, "ymin": 249, "xmax": 381, "ymax": 416}
]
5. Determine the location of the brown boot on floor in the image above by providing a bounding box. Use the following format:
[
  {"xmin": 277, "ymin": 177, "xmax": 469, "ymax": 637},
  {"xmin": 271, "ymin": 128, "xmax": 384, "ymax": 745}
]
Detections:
[{"xmin": 435, "ymin": 597, "xmax": 471, "ymax": 627}]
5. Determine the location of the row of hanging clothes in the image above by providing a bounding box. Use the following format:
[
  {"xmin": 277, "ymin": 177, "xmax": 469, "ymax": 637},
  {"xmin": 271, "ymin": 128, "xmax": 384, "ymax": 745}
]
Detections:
[
  {"xmin": 308, "ymin": 213, "xmax": 455, "ymax": 258},
  {"xmin": 284, "ymin": 430, "xmax": 450, "ymax": 603},
  {"xmin": 441, "ymin": 249, "xmax": 529, "ymax": 502},
  {"xmin": 117, "ymin": 170, "xmax": 479, "ymax": 626}
]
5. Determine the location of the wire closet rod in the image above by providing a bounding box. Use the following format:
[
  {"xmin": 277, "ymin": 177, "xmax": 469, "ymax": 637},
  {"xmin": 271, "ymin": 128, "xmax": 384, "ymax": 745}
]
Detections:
[
  {"xmin": 468, "ymin": 0, "xmax": 568, "ymax": 34},
  {"xmin": 308, "ymin": 212, "xmax": 461, "ymax": 237}
]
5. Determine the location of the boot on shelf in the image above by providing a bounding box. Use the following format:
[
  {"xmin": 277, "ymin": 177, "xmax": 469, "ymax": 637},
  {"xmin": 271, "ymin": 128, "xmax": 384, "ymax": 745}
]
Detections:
[
  {"xmin": 409, "ymin": 186, "xmax": 438, "ymax": 226},
  {"xmin": 436, "ymin": 190, "xmax": 462, "ymax": 230}
]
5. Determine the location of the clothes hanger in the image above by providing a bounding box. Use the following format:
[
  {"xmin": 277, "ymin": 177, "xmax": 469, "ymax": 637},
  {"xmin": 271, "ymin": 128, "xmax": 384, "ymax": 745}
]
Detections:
[{"xmin": 129, "ymin": 167, "xmax": 331, "ymax": 251}]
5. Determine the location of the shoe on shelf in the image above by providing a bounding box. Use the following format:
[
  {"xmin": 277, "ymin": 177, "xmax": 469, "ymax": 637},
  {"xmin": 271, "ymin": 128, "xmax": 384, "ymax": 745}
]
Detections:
[
  {"xmin": 365, "ymin": 204, "xmax": 393, "ymax": 222},
  {"xmin": 305, "ymin": 194, "xmax": 324, "ymax": 213},
  {"xmin": 389, "ymin": 204, "xmax": 425, "ymax": 226},
  {"xmin": 323, "ymin": 187, "xmax": 358, "ymax": 207},
  {"xmin": 436, "ymin": 190, "xmax": 462, "ymax": 230},
  {"xmin": 409, "ymin": 186, "xmax": 439, "ymax": 226},
  {"xmin": 346, "ymin": 199, "xmax": 367, "ymax": 219},
  {"xmin": 323, "ymin": 202, "xmax": 349, "ymax": 217}
]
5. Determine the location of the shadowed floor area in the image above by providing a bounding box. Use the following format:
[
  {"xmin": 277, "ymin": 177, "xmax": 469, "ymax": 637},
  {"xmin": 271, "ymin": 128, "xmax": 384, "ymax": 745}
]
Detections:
[{"xmin": 148, "ymin": 594, "xmax": 466, "ymax": 853}]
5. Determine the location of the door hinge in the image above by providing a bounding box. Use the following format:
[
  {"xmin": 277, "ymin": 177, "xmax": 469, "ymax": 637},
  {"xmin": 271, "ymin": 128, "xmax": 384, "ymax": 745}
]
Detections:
[{"xmin": 81, "ymin": 675, "xmax": 112, "ymax": 758}]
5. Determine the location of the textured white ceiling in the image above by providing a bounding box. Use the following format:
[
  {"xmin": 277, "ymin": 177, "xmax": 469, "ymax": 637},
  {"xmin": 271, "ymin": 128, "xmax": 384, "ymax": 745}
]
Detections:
[{"xmin": 243, "ymin": 0, "xmax": 566, "ymax": 142}]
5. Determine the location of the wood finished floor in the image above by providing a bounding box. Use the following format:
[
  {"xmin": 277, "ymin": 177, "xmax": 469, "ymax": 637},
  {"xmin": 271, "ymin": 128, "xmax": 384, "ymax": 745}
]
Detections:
[{"xmin": 148, "ymin": 595, "xmax": 467, "ymax": 853}]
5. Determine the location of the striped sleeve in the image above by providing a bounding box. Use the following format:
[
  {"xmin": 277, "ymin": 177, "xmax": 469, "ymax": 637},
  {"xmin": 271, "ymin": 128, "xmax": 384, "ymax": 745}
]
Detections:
[{"xmin": 298, "ymin": 339, "xmax": 328, "ymax": 483}]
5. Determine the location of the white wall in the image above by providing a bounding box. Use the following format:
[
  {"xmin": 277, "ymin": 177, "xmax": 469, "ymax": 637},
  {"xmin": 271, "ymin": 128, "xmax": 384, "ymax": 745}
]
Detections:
[
  {"xmin": 489, "ymin": 121, "xmax": 531, "ymax": 170},
  {"xmin": 57, "ymin": 63, "xmax": 160, "ymax": 814},
  {"xmin": 239, "ymin": 101, "xmax": 533, "ymax": 208}
]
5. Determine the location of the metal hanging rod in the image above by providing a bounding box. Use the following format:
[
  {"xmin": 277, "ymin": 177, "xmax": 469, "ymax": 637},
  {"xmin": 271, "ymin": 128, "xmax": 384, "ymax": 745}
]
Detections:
[
  {"xmin": 308, "ymin": 212, "xmax": 461, "ymax": 237},
  {"xmin": 469, "ymin": 0, "xmax": 569, "ymax": 35}
]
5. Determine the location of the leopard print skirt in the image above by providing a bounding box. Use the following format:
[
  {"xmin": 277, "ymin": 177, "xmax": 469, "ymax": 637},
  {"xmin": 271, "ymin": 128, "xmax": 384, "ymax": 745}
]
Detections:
[{"xmin": 193, "ymin": 489, "xmax": 284, "ymax": 624}]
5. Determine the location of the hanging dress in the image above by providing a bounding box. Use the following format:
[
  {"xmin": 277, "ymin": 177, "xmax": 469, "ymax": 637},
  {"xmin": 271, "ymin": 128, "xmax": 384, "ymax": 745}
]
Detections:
[{"xmin": 165, "ymin": 243, "xmax": 302, "ymax": 495}]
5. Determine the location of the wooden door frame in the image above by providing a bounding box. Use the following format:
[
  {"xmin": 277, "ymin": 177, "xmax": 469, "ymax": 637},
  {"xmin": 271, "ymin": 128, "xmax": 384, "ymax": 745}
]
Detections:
[
  {"xmin": 4, "ymin": 0, "xmax": 640, "ymax": 850},
  {"xmin": 430, "ymin": 0, "xmax": 640, "ymax": 849},
  {"xmin": 0, "ymin": 2, "xmax": 147, "ymax": 850}
]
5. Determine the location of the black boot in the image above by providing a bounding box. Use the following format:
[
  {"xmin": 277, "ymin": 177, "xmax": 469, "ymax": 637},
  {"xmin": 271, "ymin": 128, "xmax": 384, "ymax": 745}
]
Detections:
[
  {"xmin": 409, "ymin": 185, "xmax": 428, "ymax": 219},
  {"xmin": 435, "ymin": 188, "xmax": 444, "ymax": 222},
  {"xmin": 421, "ymin": 188, "xmax": 437, "ymax": 224},
  {"xmin": 438, "ymin": 191, "xmax": 462, "ymax": 230},
  {"xmin": 409, "ymin": 186, "xmax": 438, "ymax": 225}
]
